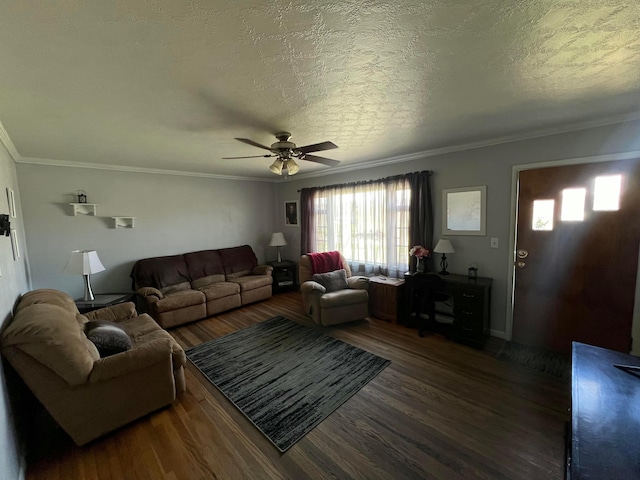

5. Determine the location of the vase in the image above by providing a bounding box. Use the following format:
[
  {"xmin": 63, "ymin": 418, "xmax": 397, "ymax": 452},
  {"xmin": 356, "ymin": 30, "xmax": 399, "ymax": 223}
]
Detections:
[{"xmin": 416, "ymin": 257, "xmax": 425, "ymax": 273}]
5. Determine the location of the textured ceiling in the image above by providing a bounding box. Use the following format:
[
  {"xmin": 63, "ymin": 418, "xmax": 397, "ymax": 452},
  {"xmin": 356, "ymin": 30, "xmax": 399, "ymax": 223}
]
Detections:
[{"xmin": 0, "ymin": 0, "xmax": 639, "ymax": 180}]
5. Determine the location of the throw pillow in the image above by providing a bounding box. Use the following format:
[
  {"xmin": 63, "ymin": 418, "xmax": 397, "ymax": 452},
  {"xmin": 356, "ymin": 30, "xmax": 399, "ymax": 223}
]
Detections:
[
  {"xmin": 312, "ymin": 269, "xmax": 349, "ymax": 292},
  {"xmin": 85, "ymin": 320, "xmax": 133, "ymax": 357}
]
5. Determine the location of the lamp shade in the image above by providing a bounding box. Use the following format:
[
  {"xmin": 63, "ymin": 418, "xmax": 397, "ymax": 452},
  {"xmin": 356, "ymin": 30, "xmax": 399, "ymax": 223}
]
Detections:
[
  {"xmin": 434, "ymin": 239, "xmax": 455, "ymax": 254},
  {"xmin": 287, "ymin": 158, "xmax": 300, "ymax": 175},
  {"xmin": 269, "ymin": 159, "xmax": 284, "ymax": 175},
  {"xmin": 269, "ymin": 232, "xmax": 287, "ymax": 247},
  {"xmin": 64, "ymin": 250, "xmax": 105, "ymax": 275}
]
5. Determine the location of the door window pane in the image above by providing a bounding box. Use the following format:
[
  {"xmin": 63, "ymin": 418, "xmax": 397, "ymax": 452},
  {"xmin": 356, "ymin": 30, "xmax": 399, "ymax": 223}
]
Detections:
[
  {"xmin": 593, "ymin": 175, "xmax": 622, "ymax": 211},
  {"xmin": 532, "ymin": 199, "xmax": 554, "ymax": 231},
  {"xmin": 561, "ymin": 188, "xmax": 586, "ymax": 221}
]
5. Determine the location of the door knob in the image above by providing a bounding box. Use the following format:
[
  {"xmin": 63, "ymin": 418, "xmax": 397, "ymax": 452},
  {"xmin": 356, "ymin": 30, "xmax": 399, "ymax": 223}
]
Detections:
[
  {"xmin": 517, "ymin": 249, "xmax": 529, "ymax": 259},
  {"xmin": 516, "ymin": 262, "xmax": 526, "ymax": 268}
]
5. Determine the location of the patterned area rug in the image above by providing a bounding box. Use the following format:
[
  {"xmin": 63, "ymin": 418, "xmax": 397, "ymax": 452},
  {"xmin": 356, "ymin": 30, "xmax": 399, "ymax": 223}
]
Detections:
[
  {"xmin": 186, "ymin": 316, "xmax": 390, "ymax": 452},
  {"xmin": 497, "ymin": 342, "xmax": 571, "ymax": 380}
]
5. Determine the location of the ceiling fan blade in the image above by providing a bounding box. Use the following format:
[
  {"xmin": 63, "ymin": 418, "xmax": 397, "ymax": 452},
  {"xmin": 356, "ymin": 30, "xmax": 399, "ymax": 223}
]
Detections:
[
  {"xmin": 296, "ymin": 141, "xmax": 339, "ymax": 154},
  {"xmin": 222, "ymin": 154, "xmax": 274, "ymax": 159},
  {"xmin": 235, "ymin": 138, "xmax": 274, "ymax": 151},
  {"xmin": 303, "ymin": 154, "xmax": 340, "ymax": 167}
]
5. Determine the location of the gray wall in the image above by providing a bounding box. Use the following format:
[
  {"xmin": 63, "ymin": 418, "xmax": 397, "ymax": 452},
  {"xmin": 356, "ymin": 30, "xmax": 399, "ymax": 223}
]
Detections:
[
  {"xmin": 16, "ymin": 165, "xmax": 277, "ymax": 298},
  {"xmin": 275, "ymin": 119, "xmax": 640, "ymax": 337},
  {"xmin": 0, "ymin": 143, "xmax": 30, "ymax": 480}
]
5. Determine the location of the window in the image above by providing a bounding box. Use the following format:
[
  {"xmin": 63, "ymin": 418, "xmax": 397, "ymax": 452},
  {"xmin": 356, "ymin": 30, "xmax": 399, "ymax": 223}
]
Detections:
[
  {"xmin": 561, "ymin": 188, "xmax": 586, "ymax": 221},
  {"xmin": 310, "ymin": 177, "xmax": 411, "ymax": 277},
  {"xmin": 532, "ymin": 199, "xmax": 554, "ymax": 231},
  {"xmin": 594, "ymin": 175, "xmax": 622, "ymax": 211}
]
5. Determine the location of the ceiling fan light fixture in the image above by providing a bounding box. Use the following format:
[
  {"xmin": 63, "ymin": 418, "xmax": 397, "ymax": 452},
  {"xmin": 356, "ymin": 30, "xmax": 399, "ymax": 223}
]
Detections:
[
  {"xmin": 269, "ymin": 159, "xmax": 284, "ymax": 175},
  {"xmin": 287, "ymin": 158, "xmax": 300, "ymax": 175}
]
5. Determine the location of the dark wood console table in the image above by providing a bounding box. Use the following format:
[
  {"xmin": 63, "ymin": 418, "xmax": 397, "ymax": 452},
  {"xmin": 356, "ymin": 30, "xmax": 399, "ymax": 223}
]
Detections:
[
  {"xmin": 568, "ymin": 342, "xmax": 640, "ymax": 479},
  {"xmin": 403, "ymin": 272, "xmax": 492, "ymax": 348}
]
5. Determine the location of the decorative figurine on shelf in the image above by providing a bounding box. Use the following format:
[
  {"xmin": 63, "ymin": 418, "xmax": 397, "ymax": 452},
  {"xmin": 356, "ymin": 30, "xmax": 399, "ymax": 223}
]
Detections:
[
  {"xmin": 409, "ymin": 245, "xmax": 431, "ymax": 273},
  {"xmin": 77, "ymin": 190, "xmax": 87, "ymax": 203}
]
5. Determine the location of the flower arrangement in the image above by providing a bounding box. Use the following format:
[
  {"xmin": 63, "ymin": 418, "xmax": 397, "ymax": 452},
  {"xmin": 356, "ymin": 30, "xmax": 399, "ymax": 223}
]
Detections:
[{"xmin": 409, "ymin": 245, "xmax": 430, "ymax": 258}]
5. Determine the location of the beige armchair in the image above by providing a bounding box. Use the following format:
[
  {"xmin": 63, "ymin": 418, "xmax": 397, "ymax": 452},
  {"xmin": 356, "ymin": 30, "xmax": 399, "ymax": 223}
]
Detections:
[
  {"xmin": 299, "ymin": 253, "xmax": 370, "ymax": 326},
  {"xmin": 1, "ymin": 289, "xmax": 186, "ymax": 445}
]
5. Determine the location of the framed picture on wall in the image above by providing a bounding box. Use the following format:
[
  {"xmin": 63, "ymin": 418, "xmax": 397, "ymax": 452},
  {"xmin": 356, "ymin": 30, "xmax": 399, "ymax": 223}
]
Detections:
[{"xmin": 285, "ymin": 200, "xmax": 299, "ymax": 226}]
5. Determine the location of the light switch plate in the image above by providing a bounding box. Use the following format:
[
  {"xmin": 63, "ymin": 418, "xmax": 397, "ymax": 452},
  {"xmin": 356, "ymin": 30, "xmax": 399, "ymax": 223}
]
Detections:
[{"xmin": 490, "ymin": 237, "xmax": 499, "ymax": 248}]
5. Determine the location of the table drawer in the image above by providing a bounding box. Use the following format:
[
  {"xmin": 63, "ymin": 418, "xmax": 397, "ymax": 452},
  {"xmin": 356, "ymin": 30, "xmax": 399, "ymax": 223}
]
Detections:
[{"xmin": 454, "ymin": 286, "xmax": 484, "ymax": 307}]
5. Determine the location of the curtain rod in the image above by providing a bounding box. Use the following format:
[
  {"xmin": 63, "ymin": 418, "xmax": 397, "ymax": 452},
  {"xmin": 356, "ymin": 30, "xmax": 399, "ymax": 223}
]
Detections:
[{"xmin": 297, "ymin": 170, "xmax": 432, "ymax": 192}]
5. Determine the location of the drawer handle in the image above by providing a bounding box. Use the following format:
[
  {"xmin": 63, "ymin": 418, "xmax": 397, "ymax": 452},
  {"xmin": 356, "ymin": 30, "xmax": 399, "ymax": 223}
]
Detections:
[
  {"xmin": 461, "ymin": 310, "xmax": 474, "ymax": 316},
  {"xmin": 461, "ymin": 326, "xmax": 474, "ymax": 331},
  {"xmin": 462, "ymin": 293, "xmax": 476, "ymax": 298}
]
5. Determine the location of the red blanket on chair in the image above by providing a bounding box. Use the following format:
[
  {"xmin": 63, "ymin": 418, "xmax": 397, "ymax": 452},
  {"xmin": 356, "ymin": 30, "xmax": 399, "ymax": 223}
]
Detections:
[{"xmin": 308, "ymin": 251, "xmax": 343, "ymax": 274}]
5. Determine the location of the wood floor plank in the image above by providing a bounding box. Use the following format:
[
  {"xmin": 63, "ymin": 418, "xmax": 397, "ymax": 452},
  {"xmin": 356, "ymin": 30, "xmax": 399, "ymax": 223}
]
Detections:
[{"xmin": 26, "ymin": 291, "xmax": 569, "ymax": 479}]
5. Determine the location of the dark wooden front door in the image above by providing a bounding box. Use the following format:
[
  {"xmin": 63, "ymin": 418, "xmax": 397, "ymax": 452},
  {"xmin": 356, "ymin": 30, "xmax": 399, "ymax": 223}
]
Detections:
[{"xmin": 512, "ymin": 159, "xmax": 640, "ymax": 354}]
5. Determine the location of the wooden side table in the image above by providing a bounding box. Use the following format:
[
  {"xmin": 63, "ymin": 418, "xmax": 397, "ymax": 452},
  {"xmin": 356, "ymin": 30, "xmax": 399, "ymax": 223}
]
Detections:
[
  {"xmin": 267, "ymin": 260, "xmax": 298, "ymax": 294},
  {"xmin": 368, "ymin": 276, "xmax": 405, "ymax": 323},
  {"xmin": 75, "ymin": 293, "xmax": 135, "ymax": 314}
]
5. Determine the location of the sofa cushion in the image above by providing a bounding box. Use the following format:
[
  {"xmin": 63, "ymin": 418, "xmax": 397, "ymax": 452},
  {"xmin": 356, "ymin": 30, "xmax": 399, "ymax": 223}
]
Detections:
[
  {"xmin": 198, "ymin": 281, "xmax": 240, "ymax": 300},
  {"xmin": 191, "ymin": 274, "xmax": 226, "ymax": 289},
  {"xmin": 184, "ymin": 250, "xmax": 225, "ymax": 280},
  {"xmin": 154, "ymin": 290, "xmax": 205, "ymax": 313},
  {"xmin": 219, "ymin": 245, "xmax": 258, "ymax": 278},
  {"xmin": 85, "ymin": 320, "xmax": 133, "ymax": 357},
  {"xmin": 119, "ymin": 314, "xmax": 187, "ymax": 368},
  {"xmin": 161, "ymin": 281, "xmax": 191, "ymax": 295},
  {"xmin": 228, "ymin": 275, "xmax": 273, "ymax": 291},
  {"xmin": 15, "ymin": 288, "xmax": 79, "ymax": 314},
  {"xmin": 313, "ymin": 269, "xmax": 349, "ymax": 292},
  {"xmin": 130, "ymin": 254, "xmax": 191, "ymax": 290},
  {"xmin": 319, "ymin": 288, "xmax": 369, "ymax": 308},
  {"xmin": 2, "ymin": 304, "xmax": 100, "ymax": 385}
]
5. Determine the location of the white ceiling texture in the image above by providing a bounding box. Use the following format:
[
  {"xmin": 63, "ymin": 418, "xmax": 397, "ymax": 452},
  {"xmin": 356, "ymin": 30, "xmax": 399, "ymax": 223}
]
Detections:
[{"xmin": 0, "ymin": 1, "xmax": 639, "ymax": 180}]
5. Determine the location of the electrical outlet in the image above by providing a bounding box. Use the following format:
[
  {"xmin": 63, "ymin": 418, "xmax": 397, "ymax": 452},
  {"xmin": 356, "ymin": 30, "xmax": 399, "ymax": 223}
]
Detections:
[{"xmin": 490, "ymin": 237, "xmax": 499, "ymax": 248}]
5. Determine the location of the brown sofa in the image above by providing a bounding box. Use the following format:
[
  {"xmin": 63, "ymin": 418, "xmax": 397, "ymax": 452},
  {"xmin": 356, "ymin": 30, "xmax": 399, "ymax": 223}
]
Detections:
[
  {"xmin": 1, "ymin": 289, "xmax": 186, "ymax": 446},
  {"xmin": 130, "ymin": 245, "xmax": 273, "ymax": 328}
]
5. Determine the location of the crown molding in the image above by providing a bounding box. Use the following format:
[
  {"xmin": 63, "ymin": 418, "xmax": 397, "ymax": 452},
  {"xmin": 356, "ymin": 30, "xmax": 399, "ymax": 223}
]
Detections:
[
  {"xmin": 15, "ymin": 156, "xmax": 275, "ymax": 183},
  {"xmin": 0, "ymin": 119, "xmax": 20, "ymax": 160},
  {"xmin": 282, "ymin": 110, "xmax": 640, "ymax": 181},
  {"xmin": 10, "ymin": 110, "xmax": 640, "ymax": 181}
]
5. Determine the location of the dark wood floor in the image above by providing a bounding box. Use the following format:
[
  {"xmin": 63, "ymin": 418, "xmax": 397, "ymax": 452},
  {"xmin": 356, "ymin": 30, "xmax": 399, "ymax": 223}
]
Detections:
[{"xmin": 27, "ymin": 291, "xmax": 570, "ymax": 479}]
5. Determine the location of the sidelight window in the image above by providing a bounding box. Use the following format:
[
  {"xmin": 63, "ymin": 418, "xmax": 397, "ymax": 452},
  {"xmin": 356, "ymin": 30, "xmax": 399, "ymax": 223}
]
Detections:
[{"xmin": 593, "ymin": 175, "xmax": 622, "ymax": 211}]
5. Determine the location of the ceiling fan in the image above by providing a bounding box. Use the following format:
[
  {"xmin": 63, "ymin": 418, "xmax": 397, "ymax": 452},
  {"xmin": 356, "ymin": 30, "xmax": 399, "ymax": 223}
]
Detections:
[{"xmin": 223, "ymin": 132, "xmax": 339, "ymax": 176}]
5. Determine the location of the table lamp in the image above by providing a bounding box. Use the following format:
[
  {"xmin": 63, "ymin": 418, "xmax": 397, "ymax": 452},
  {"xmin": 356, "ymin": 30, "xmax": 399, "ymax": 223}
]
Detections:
[
  {"xmin": 269, "ymin": 232, "xmax": 287, "ymax": 263},
  {"xmin": 434, "ymin": 239, "xmax": 455, "ymax": 275},
  {"xmin": 64, "ymin": 250, "xmax": 105, "ymax": 301}
]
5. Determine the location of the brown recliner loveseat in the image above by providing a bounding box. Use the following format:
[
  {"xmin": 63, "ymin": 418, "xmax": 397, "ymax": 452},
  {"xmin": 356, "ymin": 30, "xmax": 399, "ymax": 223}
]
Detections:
[
  {"xmin": 1, "ymin": 289, "xmax": 186, "ymax": 446},
  {"xmin": 130, "ymin": 245, "xmax": 273, "ymax": 328}
]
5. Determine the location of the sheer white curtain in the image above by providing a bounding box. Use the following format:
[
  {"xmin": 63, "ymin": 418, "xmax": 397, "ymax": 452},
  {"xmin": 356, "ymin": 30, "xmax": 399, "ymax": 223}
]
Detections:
[{"xmin": 309, "ymin": 177, "xmax": 411, "ymax": 278}]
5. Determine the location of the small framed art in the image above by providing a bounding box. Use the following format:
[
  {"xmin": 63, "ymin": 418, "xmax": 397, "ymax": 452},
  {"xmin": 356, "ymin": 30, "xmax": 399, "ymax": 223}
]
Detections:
[{"xmin": 285, "ymin": 200, "xmax": 299, "ymax": 226}]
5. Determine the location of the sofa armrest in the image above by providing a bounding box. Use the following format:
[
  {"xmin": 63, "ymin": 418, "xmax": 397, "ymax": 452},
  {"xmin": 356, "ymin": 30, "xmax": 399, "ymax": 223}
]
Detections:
[
  {"xmin": 347, "ymin": 276, "xmax": 370, "ymax": 290},
  {"xmin": 252, "ymin": 264, "xmax": 273, "ymax": 276},
  {"xmin": 84, "ymin": 302, "xmax": 138, "ymax": 323},
  {"xmin": 300, "ymin": 280, "xmax": 327, "ymax": 295},
  {"xmin": 89, "ymin": 338, "xmax": 172, "ymax": 383},
  {"xmin": 137, "ymin": 286, "xmax": 164, "ymax": 300}
]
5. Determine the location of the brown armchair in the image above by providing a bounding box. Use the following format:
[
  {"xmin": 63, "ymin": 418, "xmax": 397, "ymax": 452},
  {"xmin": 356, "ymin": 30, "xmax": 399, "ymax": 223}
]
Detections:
[
  {"xmin": 299, "ymin": 253, "xmax": 370, "ymax": 326},
  {"xmin": 1, "ymin": 289, "xmax": 186, "ymax": 445}
]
